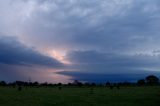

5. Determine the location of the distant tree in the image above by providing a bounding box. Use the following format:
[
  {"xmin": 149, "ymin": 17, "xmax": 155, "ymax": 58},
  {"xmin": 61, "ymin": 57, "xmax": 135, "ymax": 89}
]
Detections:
[
  {"xmin": 48, "ymin": 83, "xmax": 54, "ymax": 87},
  {"xmin": 9, "ymin": 82, "xmax": 16, "ymax": 88},
  {"xmin": 67, "ymin": 83, "xmax": 72, "ymax": 86},
  {"xmin": 33, "ymin": 82, "xmax": 39, "ymax": 86},
  {"xmin": 15, "ymin": 81, "xmax": 24, "ymax": 86},
  {"xmin": 109, "ymin": 83, "xmax": 114, "ymax": 89},
  {"xmin": 58, "ymin": 83, "xmax": 62, "ymax": 86},
  {"xmin": 105, "ymin": 82, "xmax": 111, "ymax": 86},
  {"xmin": 73, "ymin": 80, "xmax": 83, "ymax": 87},
  {"xmin": 116, "ymin": 83, "xmax": 120, "ymax": 89},
  {"xmin": 73, "ymin": 80, "xmax": 79, "ymax": 85},
  {"xmin": 57, "ymin": 83, "xmax": 62, "ymax": 90},
  {"xmin": 42, "ymin": 82, "xmax": 49, "ymax": 86},
  {"xmin": 137, "ymin": 79, "xmax": 145, "ymax": 86},
  {"xmin": 77, "ymin": 82, "xmax": 83, "ymax": 87},
  {"xmin": 84, "ymin": 82, "xmax": 90, "ymax": 87},
  {"xmin": 29, "ymin": 82, "xmax": 33, "ymax": 86},
  {"xmin": 145, "ymin": 75, "xmax": 159, "ymax": 85},
  {"xmin": 0, "ymin": 81, "xmax": 6, "ymax": 86},
  {"xmin": 91, "ymin": 82, "xmax": 96, "ymax": 86}
]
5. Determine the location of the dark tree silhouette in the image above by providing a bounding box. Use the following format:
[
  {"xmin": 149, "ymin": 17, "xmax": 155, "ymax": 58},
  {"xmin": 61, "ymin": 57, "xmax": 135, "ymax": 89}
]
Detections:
[
  {"xmin": 40, "ymin": 82, "xmax": 48, "ymax": 86},
  {"xmin": 84, "ymin": 82, "xmax": 90, "ymax": 87},
  {"xmin": 0, "ymin": 81, "xmax": 6, "ymax": 86},
  {"xmin": 15, "ymin": 81, "xmax": 23, "ymax": 86},
  {"xmin": 109, "ymin": 83, "xmax": 114, "ymax": 90},
  {"xmin": 145, "ymin": 75, "xmax": 159, "ymax": 85},
  {"xmin": 67, "ymin": 83, "xmax": 72, "ymax": 86},
  {"xmin": 58, "ymin": 83, "xmax": 62, "ymax": 86},
  {"xmin": 73, "ymin": 80, "xmax": 83, "ymax": 87},
  {"xmin": 105, "ymin": 82, "xmax": 110, "ymax": 86},
  {"xmin": 33, "ymin": 82, "xmax": 39, "ymax": 86},
  {"xmin": 137, "ymin": 79, "xmax": 145, "ymax": 86},
  {"xmin": 91, "ymin": 82, "xmax": 96, "ymax": 86},
  {"xmin": 77, "ymin": 82, "xmax": 83, "ymax": 87},
  {"xmin": 73, "ymin": 80, "xmax": 79, "ymax": 85}
]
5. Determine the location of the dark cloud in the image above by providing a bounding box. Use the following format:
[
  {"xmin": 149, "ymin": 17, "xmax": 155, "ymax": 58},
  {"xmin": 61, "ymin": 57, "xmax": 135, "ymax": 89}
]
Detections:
[
  {"xmin": 1, "ymin": 0, "xmax": 160, "ymax": 53},
  {"xmin": 66, "ymin": 50, "xmax": 160, "ymax": 71},
  {"xmin": 0, "ymin": 35, "xmax": 63, "ymax": 67},
  {"xmin": 8, "ymin": 0, "xmax": 160, "ymax": 53},
  {"xmin": 59, "ymin": 50, "xmax": 160, "ymax": 82},
  {"xmin": 1, "ymin": 0, "xmax": 160, "ymax": 82},
  {"xmin": 57, "ymin": 71, "xmax": 160, "ymax": 83},
  {"xmin": 0, "ymin": 34, "xmax": 66, "ymax": 82}
]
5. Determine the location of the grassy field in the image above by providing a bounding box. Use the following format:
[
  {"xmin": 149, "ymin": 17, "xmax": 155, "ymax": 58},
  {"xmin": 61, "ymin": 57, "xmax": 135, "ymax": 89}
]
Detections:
[{"xmin": 0, "ymin": 86, "xmax": 160, "ymax": 106}]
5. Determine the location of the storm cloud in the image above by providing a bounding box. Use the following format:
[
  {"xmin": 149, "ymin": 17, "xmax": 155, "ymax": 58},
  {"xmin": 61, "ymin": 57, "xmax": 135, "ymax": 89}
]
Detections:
[
  {"xmin": 0, "ymin": 35, "xmax": 66, "ymax": 82},
  {"xmin": 0, "ymin": 0, "xmax": 160, "ymax": 82},
  {"xmin": 59, "ymin": 50, "xmax": 160, "ymax": 82},
  {"xmin": 1, "ymin": 0, "xmax": 160, "ymax": 53},
  {"xmin": 0, "ymin": 35, "xmax": 63, "ymax": 67}
]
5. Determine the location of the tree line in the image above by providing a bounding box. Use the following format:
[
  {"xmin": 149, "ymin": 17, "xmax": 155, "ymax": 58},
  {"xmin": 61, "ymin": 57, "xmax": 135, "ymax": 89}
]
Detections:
[{"xmin": 0, "ymin": 75, "xmax": 159, "ymax": 87}]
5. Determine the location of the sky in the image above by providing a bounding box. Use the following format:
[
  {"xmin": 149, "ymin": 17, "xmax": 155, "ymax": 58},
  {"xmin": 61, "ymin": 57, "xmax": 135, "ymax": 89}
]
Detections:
[{"xmin": 0, "ymin": 0, "xmax": 160, "ymax": 83}]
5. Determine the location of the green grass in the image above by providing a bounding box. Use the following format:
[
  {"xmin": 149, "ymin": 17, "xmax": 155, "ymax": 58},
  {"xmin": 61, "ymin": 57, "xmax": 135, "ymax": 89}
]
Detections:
[{"xmin": 0, "ymin": 86, "xmax": 160, "ymax": 106}]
